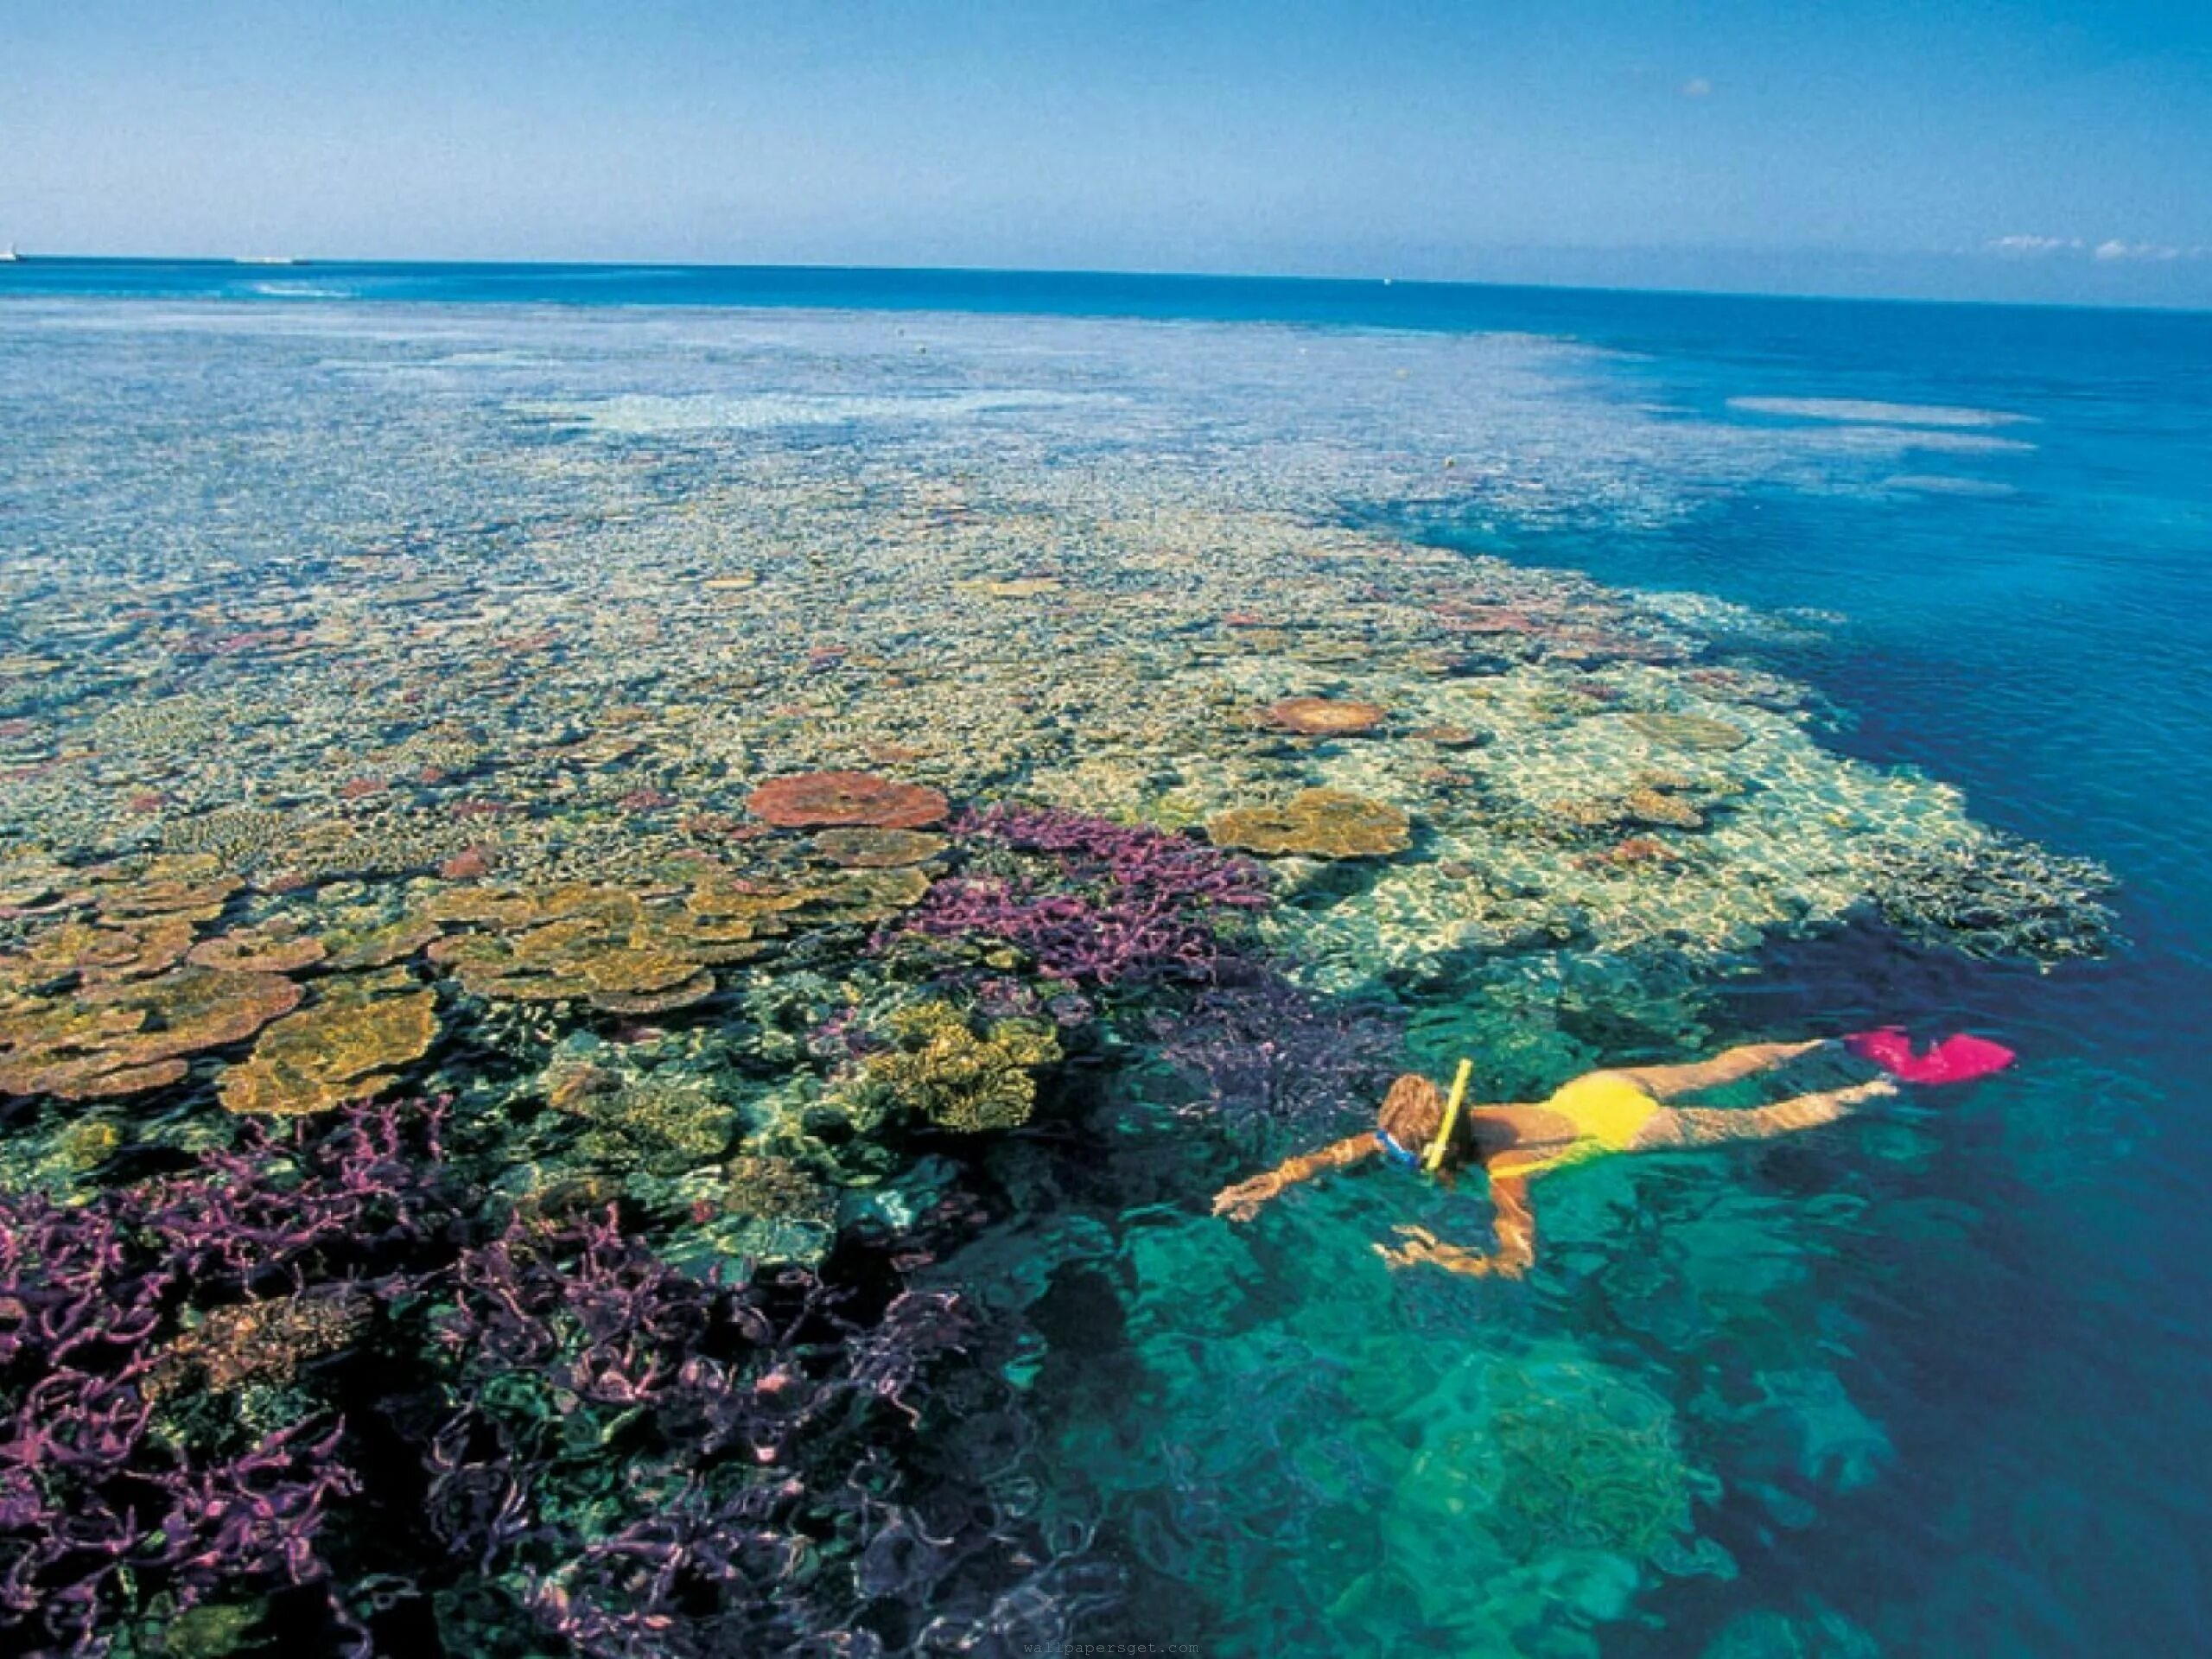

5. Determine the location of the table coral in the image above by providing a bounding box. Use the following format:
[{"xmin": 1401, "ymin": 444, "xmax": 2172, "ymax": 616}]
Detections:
[
  {"xmin": 187, "ymin": 918, "xmax": 327, "ymax": 974},
  {"xmin": 0, "ymin": 965, "xmax": 306, "ymax": 1101}
]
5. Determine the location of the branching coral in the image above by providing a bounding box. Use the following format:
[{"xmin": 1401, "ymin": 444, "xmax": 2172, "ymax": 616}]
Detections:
[
  {"xmin": 0, "ymin": 1104, "xmax": 453, "ymax": 1652},
  {"xmin": 1145, "ymin": 966, "xmax": 1404, "ymax": 1132},
  {"xmin": 0, "ymin": 1103, "xmax": 1112, "ymax": 1655},
  {"xmin": 426, "ymin": 1206, "xmax": 1109, "ymax": 1657},
  {"xmin": 899, "ymin": 805, "xmax": 1270, "ymax": 988}
]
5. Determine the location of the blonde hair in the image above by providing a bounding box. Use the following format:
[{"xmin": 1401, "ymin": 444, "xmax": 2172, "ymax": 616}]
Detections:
[{"xmin": 1378, "ymin": 1072, "xmax": 1446, "ymax": 1151}]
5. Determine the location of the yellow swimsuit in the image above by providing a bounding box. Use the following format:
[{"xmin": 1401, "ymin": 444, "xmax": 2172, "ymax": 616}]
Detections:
[{"xmin": 1487, "ymin": 1071, "xmax": 1661, "ymax": 1180}]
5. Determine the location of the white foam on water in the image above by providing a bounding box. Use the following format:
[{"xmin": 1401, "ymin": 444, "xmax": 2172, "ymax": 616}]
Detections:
[
  {"xmin": 1880, "ymin": 474, "xmax": 2019, "ymax": 497},
  {"xmin": 1727, "ymin": 396, "xmax": 2033, "ymax": 428},
  {"xmin": 525, "ymin": 388, "xmax": 1105, "ymax": 434}
]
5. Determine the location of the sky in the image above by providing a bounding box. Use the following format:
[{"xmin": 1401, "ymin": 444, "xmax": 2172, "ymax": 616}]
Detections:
[{"xmin": 3, "ymin": 0, "xmax": 2209, "ymax": 306}]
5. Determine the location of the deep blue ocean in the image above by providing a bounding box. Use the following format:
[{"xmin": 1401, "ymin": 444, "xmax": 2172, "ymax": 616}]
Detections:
[{"xmin": 4, "ymin": 258, "xmax": 2209, "ymax": 1656}]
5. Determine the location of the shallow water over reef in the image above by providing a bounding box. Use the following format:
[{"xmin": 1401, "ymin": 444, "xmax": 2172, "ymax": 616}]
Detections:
[{"xmin": 0, "ymin": 266, "xmax": 2204, "ymax": 1657}]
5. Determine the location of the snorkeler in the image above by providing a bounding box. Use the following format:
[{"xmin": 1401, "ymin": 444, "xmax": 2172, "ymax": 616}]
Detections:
[{"xmin": 1211, "ymin": 1031, "xmax": 2012, "ymax": 1278}]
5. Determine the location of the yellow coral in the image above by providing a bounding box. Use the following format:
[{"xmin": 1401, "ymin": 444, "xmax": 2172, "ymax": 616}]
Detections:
[
  {"xmin": 724, "ymin": 1153, "xmax": 839, "ymax": 1224},
  {"xmin": 218, "ymin": 979, "xmax": 437, "ymax": 1116}
]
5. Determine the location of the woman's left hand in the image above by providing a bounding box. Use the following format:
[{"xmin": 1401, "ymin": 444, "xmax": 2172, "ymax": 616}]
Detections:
[{"xmin": 1211, "ymin": 1173, "xmax": 1281, "ymax": 1222}]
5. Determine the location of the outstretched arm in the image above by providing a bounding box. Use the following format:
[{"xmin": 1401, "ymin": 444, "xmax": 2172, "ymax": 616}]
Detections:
[
  {"xmin": 1375, "ymin": 1173, "xmax": 1537, "ymax": 1279},
  {"xmin": 1633, "ymin": 1077, "xmax": 1896, "ymax": 1149},
  {"xmin": 1212, "ymin": 1134, "xmax": 1379, "ymax": 1222}
]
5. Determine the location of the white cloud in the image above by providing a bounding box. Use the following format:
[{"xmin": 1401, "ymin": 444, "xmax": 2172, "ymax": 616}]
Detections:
[
  {"xmin": 1986, "ymin": 235, "xmax": 2209, "ymax": 264},
  {"xmin": 1681, "ymin": 78, "xmax": 1713, "ymax": 98},
  {"xmin": 2094, "ymin": 239, "xmax": 2183, "ymax": 262}
]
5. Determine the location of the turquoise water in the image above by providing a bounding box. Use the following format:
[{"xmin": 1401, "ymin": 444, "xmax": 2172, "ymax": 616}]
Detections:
[{"xmin": 2, "ymin": 260, "xmax": 2207, "ymax": 1656}]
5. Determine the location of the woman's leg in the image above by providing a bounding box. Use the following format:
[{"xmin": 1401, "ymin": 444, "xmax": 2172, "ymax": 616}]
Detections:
[
  {"xmin": 1615, "ymin": 1038, "xmax": 1827, "ymax": 1101},
  {"xmin": 1631, "ymin": 1077, "xmax": 1895, "ymax": 1148}
]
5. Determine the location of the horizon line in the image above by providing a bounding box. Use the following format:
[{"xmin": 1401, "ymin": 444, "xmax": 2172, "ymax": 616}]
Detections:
[{"xmin": 3, "ymin": 250, "xmax": 2209, "ymax": 319}]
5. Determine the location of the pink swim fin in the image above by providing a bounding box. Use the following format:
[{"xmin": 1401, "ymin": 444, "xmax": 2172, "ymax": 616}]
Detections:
[{"xmin": 1844, "ymin": 1027, "xmax": 2016, "ymax": 1084}]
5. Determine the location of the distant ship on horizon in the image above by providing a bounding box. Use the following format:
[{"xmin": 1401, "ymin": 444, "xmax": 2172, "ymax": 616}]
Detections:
[
  {"xmin": 236, "ymin": 255, "xmax": 305, "ymax": 266},
  {"xmin": 0, "ymin": 247, "xmax": 20, "ymax": 263}
]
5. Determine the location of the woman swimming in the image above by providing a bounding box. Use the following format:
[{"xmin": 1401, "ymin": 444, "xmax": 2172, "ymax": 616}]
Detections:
[{"xmin": 1211, "ymin": 1038, "xmax": 1908, "ymax": 1278}]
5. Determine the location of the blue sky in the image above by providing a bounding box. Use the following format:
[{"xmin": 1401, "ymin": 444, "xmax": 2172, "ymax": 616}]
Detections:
[{"xmin": 4, "ymin": 0, "xmax": 2209, "ymax": 304}]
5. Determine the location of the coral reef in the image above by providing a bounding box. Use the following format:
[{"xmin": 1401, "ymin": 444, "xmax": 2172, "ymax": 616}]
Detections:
[
  {"xmin": 0, "ymin": 294, "xmax": 2132, "ymax": 1656},
  {"xmin": 1859, "ymin": 829, "xmax": 2120, "ymax": 963}
]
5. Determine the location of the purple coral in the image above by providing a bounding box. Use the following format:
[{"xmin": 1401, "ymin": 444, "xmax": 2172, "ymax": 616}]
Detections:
[
  {"xmin": 899, "ymin": 806, "xmax": 1271, "ymax": 988},
  {"xmin": 0, "ymin": 1103, "xmax": 448, "ymax": 1654},
  {"xmin": 428, "ymin": 1206, "xmax": 1108, "ymax": 1657},
  {"xmin": 1147, "ymin": 966, "xmax": 1406, "ymax": 1132},
  {"xmin": 0, "ymin": 1098, "xmax": 1112, "ymax": 1654}
]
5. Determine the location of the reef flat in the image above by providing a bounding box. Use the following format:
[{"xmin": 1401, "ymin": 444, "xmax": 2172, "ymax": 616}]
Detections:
[{"xmin": 0, "ymin": 296, "xmax": 2116, "ymax": 1656}]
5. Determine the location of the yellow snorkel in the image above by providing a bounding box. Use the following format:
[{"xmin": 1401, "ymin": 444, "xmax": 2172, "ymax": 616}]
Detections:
[{"xmin": 1422, "ymin": 1058, "xmax": 1473, "ymax": 1173}]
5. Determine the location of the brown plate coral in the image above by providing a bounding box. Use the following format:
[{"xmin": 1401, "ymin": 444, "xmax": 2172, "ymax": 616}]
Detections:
[
  {"xmin": 1208, "ymin": 789, "xmax": 1414, "ymax": 859},
  {"xmin": 1624, "ymin": 711, "xmax": 1750, "ymax": 753},
  {"xmin": 810, "ymin": 827, "xmax": 949, "ymax": 868},
  {"xmin": 1262, "ymin": 697, "xmax": 1389, "ymax": 736},
  {"xmin": 746, "ymin": 771, "xmax": 950, "ymax": 830}
]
